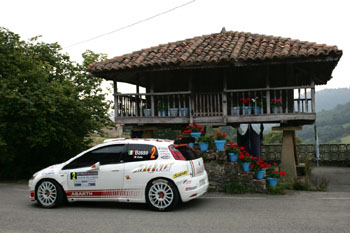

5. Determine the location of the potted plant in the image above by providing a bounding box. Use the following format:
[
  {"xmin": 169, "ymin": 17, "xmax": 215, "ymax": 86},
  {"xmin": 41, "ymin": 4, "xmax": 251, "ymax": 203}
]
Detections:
[
  {"xmin": 157, "ymin": 101, "xmax": 167, "ymax": 117},
  {"xmin": 271, "ymin": 98, "xmax": 282, "ymax": 114},
  {"xmin": 214, "ymin": 132, "xmax": 227, "ymax": 151},
  {"xmin": 238, "ymin": 148, "xmax": 254, "ymax": 172},
  {"xmin": 142, "ymin": 101, "xmax": 151, "ymax": 117},
  {"xmin": 266, "ymin": 162, "xmax": 286, "ymax": 187},
  {"xmin": 169, "ymin": 102, "xmax": 179, "ymax": 117},
  {"xmin": 226, "ymin": 142, "xmax": 241, "ymax": 162},
  {"xmin": 240, "ymin": 97, "xmax": 252, "ymax": 114},
  {"xmin": 251, "ymin": 159, "xmax": 269, "ymax": 179},
  {"xmin": 178, "ymin": 129, "xmax": 195, "ymax": 147},
  {"xmin": 252, "ymin": 97, "xmax": 262, "ymax": 114},
  {"xmin": 198, "ymin": 135, "xmax": 211, "ymax": 151},
  {"xmin": 189, "ymin": 122, "xmax": 203, "ymax": 140}
]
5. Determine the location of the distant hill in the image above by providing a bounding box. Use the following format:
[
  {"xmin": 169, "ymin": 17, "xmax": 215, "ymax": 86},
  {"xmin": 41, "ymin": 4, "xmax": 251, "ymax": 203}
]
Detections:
[
  {"xmin": 298, "ymin": 102, "xmax": 350, "ymax": 143},
  {"xmin": 315, "ymin": 88, "xmax": 350, "ymax": 112}
]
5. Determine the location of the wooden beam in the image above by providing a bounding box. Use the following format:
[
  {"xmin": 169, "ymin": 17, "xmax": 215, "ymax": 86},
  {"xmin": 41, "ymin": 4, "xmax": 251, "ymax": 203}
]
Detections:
[
  {"xmin": 272, "ymin": 126, "xmax": 302, "ymax": 131},
  {"xmin": 113, "ymin": 80, "xmax": 118, "ymax": 121},
  {"xmin": 266, "ymin": 68, "xmax": 271, "ymax": 114}
]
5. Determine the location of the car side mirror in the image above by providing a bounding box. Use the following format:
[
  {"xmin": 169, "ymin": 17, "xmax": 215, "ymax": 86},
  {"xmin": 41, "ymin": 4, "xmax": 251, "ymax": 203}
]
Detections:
[{"xmin": 90, "ymin": 162, "xmax": 100, "ymax": 170}]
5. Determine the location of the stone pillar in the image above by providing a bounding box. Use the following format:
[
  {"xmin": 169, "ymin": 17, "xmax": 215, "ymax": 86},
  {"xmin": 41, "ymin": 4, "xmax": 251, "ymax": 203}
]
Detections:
[{"xmin": 272, "ymin": 126, "xmax": 302, "ymax": 182}]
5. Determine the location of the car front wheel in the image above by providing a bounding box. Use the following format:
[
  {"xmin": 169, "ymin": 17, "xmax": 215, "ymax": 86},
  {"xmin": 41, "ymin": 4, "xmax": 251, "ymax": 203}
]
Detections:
[
  {"xmin": 36, "ymin": 180, "xmax": 65, "ymax": 208},
  {"xmin": 146, "ymin": 179, "xmax": 179, "ymax": 211}
]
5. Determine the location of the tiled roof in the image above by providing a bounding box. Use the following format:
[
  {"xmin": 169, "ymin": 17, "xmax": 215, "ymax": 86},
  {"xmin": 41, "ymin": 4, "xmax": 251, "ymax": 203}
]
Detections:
[{"xmin": 89, "ymin": 31, "xmax": 342, "ymax": 73}]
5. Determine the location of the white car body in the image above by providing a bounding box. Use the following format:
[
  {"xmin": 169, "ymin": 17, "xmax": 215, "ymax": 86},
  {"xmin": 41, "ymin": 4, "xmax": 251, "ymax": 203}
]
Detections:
[{"xmin": 29, "ymin": 138, "xmax": 208, "ymax": 210}]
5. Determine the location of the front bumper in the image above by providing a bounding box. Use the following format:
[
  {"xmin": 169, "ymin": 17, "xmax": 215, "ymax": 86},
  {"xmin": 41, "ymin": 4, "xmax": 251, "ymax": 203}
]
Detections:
[{"xmin": 178, "ymin": 171, "xmax": 209, "ymax": 202}]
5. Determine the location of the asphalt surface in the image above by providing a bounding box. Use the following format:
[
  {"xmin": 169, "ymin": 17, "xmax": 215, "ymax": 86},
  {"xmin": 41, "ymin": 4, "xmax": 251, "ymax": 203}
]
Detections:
[{"xmin": 0, "ymin": 167, "xmax": 350, "ymax": 233}]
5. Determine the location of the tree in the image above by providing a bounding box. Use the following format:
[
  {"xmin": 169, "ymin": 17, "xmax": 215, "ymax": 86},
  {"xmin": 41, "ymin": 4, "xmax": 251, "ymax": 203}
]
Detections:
[
  {"xmin": 263, "ymin": 131, "xmax": 303, "ymax": 144},
  {"xmin": 0, "ymin": 27, "xmax": 111, "ymax": 179}
]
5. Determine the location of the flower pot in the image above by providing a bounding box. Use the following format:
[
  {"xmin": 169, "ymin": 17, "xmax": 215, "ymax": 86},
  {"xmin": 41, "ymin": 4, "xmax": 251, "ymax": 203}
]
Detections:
[
  {"xmin": 188, "ymin": 142, "xmax": 194, "ymax": 148},
  {"xmin": 180, "ymin": 107, "xmax": 189, "ymax": 117},
  {"xmin": 240, "ymin": 162, "xmax": 251, "ymax": 172},
  {"xmin": 231, "ymin": 107, "xmax": 240, "ymax": 115},
  {"xmin": 159, "ymin": 109, "xmax": 167, "ymax": 117},
  {"xmin": 199, "ymin": 142, "xmax": 209, "ymax": 151},
  {"xmin": 214, "ymin": 140, "xmax": 226, "ymax": 151},
  {"xmin": 169, "ymin": 108, "xmax": 179, "ymax": 117},
  {"xmin": 266, "ymin": 177, "xmax": 278, "ymax": 187},
  {"xmin": 191, "ymin": 132, "xmax": 201, "ymax": 140},
  {"xmin": 242, "ymin": 106, "xmax": 254, "ymax": 115},
  {"xmin": 254, "ymin": 106, "xmax": 261, "ymax": 114},
  {"xmin": 272, "ymin": 106, "xmax": 281, "ymax": 114},
  {"xmin": 255, "ymin": 170, "xmax": 265, "ymax": 179},
  {"xmin": 143, "ymin": 108, "xmax": 152, "ymax": 117},
  {"xmin": 228, "ymin": 153, "xmax": 238, "ymax": 162}
]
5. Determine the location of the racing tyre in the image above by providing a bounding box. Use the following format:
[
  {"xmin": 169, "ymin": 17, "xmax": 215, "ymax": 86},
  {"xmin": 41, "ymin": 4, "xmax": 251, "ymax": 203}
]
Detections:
[
  {"xmin": 146, "ymin": 179, "xmax": 179, "ymax": 211},
  {"xmin": 36, "ymin": 179, "xmax": 65, "ymax": 208}
]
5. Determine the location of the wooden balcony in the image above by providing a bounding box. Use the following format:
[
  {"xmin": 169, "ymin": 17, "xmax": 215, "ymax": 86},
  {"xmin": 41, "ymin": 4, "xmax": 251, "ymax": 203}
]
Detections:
[{"xmin": 114, "ymin": 85, "xmax": 316, "ymax": 126}]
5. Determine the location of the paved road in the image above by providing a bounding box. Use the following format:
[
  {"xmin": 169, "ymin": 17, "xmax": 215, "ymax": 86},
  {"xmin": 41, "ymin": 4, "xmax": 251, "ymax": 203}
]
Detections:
[{"xmin": 1, "ymin": 183, "xmax": 350, "ymax": 233}]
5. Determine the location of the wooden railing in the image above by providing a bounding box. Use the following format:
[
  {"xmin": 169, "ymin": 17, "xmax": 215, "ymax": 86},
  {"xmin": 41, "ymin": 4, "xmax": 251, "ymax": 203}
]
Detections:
[
  {"xmin": 114, "ymin": 85, "xmax": 315, "ymax": 118},
  {"xmin": 262, "ymin": 144, "xmax": 350, "ymax": 162}
]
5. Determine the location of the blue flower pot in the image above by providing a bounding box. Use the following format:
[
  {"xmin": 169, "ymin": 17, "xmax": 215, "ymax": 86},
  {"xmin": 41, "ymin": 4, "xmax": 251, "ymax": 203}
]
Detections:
[
  {"xmin": 180, "ymin": 108, "xmax": 189, "ymax": 117},
  {"xmin": 231, "ymin": 107, "xmax": 239, "ymax": 115},
  {"xmin": 191, "ymin": 132, "xmax": 201, "ymax": 140},
  {"xmin": 143, "ymin": 109, "xmax": 151, "ymax": 117},
  {"xmin": 159, "ymin": 109, "xmax": 167, "ymax": 117},
  {"xmin": 255, "ymin": 170, "xmax": 265, "ymax": 179},
  {"xmin": 199, "ymin": 142, "xmax": 208, "ymax": 151},
  {"xmin": 241, "ymin": 162, "xmax": 251, "ymax": 172},
  {"xmin": 255, "ymin": 106, "xmax": 261, "ymax": 114},
  {"xmin": 169, "ymin": 108, "xmax": 179, "ymax": 117},
  {"xmin": 266, "ymin": 177, "xmax": 278, "ymax": 187},
  {"xmin": 243, "ymin": 106, "xmax": 254, "ymax": 115},
  {"xmin": 228, "ymin": 153, "xmax": 238, "ymax": 162},
  {"xmin": 188, "ymin": 142, "xmax": 194, "ymax": 148},
  {"xmin": 214, "ymin": 140, "xmax": 226, "ymax": 151}
]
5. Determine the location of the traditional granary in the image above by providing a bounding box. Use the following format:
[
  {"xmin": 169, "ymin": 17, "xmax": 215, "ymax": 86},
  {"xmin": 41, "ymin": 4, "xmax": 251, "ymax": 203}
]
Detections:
[{"xmin": 89, "ymin": 29, "xmax": 342, "ymax": 180}]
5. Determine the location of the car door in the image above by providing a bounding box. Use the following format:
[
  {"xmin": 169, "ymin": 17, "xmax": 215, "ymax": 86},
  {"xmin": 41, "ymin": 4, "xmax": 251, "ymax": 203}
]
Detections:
[
  {"xmin": 123, "ymin": 143, "xmax": 160, "ymax": 201},
  {"xmin": 63, "ymin": 144, "xmax": 126, "ymax": 199}
]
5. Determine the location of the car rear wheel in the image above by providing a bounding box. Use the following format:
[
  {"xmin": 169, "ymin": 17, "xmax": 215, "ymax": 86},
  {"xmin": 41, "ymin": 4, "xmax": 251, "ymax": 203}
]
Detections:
[
  {"xmin": 146, "ymin": 179, "xmax": 179, "ymax": 211},
  {"xmin": 36, "ymin": 180, "xmax": 65, "ymax": 208}
]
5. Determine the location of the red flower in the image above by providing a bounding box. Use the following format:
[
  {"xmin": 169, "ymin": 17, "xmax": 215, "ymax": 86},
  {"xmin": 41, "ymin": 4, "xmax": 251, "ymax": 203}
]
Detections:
[
  {"xmin": 181, "ymin": 132, "xmax": 185, "ymax": 135},
  {"xmin": 186, "ymin": 125, "xmax": 191, "ymax": 129},
  {"xmin": 249, "ymin": 164, "xmax": 254, "ymax": 168},
  {"xmin": 239, "ymin": 155, "xmax": 244, "ymax": 160},
  {"xmin": 193, "ymin": 122, "xmax": 197, "ymax": 126},
  {"xmin": 274, "ymin": 170, "xmax": 278, "ymax": 174},
  {"xmin": 273, "ymin": 162, "xmax": 277, "ymax": 166},
  {"xmin": 260, "ymin": 164, "xmax": 265, "ymax": 169},
  {"xmin": 192, "ymin": 125, "xmax": 197, "ymax": 129},
  {"xmin": 178, "ymin": 135, "xmax": 182, "ymax": 138},
  {"xmin": 280, "ymin": 171, "xmax": 286, "ymax": 176},
  {"xmin": 222, "ymin": 133, "xmax": 227, "ymax": 137},
  {"xmin": 198, "ymin": 125, "xmax": 202, "ymax": 129},
  {"xmin": 216, "ymin": 132, "xmax": 221, "ymax": 136},
  {"xmin": 239, "ymin": 146, "xmax": 245, "ymax": 150}
]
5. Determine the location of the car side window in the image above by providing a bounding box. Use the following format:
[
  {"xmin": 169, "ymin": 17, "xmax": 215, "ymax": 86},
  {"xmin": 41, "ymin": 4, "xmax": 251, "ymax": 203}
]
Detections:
[
  {"xmin": 125, "ymin": 144, "xmax": 158, "ymax": 162},
  {"xmin": 63, "ymin": 144, "xmax": 126, "ymax": 169}
]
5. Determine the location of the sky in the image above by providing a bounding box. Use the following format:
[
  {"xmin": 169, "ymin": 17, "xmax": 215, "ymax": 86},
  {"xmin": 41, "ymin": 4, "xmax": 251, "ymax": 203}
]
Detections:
[{"xmin": 1, "ymin": 0, "xmax": 349, "ymax": 95}]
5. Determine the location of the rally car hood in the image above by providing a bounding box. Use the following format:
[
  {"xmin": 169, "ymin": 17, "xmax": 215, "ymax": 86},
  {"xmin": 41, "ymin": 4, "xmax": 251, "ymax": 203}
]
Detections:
[{"xmin": 37, "ymin": 163, "xmax": 65, "ymax": 176}]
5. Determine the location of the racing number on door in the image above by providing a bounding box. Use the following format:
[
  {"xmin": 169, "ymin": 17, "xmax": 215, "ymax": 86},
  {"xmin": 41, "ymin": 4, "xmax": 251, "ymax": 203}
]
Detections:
[{"xmin": 150, "ymin": 146, "xmax": 156, "ymax": 159}]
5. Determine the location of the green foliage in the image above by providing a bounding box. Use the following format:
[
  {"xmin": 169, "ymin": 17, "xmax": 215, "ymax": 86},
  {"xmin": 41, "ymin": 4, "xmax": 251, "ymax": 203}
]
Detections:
[
  {"xmin": 298, "ymin": 102, "xmax": 350, "ymax": 143},
  {"xmin": 0, "ymin": 27, "xmax": 111, "ymax": 179},
  {"xmin": 267, "ymin": 183, "xmax": 290, "ymax": 195},
  {"xmin": 224, "ymin": 180, "xmax": 246, "ymax": 194},
  {"xmin": 293, "ymin": 178, "xmax": 311, "ymax": 190},
  {"xmin": 263, "ymin": 131, "xmax": 303, "ymax": 144},
  {"xmin": 310, "ymin": 176, "xmax": 329, "ymax": 191}
]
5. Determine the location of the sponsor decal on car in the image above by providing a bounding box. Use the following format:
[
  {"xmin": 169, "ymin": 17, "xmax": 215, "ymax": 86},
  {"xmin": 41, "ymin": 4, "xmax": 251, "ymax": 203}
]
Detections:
[
  {"xmin": 173, "ymin": 170, "xmax": 189, "ymax": 179},
  {"xmin": 66, "ymin": 189, "xmax": 141, "ymax": 198},
  {"xmin": 70, "ymin": 171, "xmax": 98, "ymax": 180},
  {"xmin": 160, "ymin": 155, "xmax": 171, "ymax": 159},
  {"xmin": 132, "ymin": 163, "xmax": 174, "ymax": 174}
]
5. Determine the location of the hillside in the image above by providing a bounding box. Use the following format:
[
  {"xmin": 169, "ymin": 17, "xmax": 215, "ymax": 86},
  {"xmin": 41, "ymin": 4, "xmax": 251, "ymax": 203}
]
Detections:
[
  {"xmin": 315, "ymin": 88, "xmax": 350, "ymax": 112},
  {"xmin": 297, "ymin": 102, "xmax": 350, "ymax": 143}
]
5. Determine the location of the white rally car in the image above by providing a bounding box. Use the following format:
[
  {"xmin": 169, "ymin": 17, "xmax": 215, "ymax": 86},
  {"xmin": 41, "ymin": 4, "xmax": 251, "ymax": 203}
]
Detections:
[{"xmin": 28, "ymin": 138, "xmax": 208, "ymax": 211}]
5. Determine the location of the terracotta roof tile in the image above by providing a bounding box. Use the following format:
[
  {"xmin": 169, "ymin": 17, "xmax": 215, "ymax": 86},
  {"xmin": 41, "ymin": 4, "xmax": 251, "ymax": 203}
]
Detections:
[{"xmin": 89, "ymin": 31, "xmax": 342, "ymax": 73}]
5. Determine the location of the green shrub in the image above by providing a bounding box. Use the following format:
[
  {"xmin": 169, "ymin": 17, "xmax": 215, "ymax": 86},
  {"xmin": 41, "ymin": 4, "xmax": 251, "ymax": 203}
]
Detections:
[{"xmin": 225, "ymin": 180, "xmax": 246, "ymax": 194}]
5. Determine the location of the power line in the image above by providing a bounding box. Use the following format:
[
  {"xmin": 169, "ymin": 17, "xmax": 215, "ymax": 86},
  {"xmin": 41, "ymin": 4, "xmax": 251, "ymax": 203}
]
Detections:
[{"xmin": 64, "ymin": 0, "xmax": 196, "ymax": 49}]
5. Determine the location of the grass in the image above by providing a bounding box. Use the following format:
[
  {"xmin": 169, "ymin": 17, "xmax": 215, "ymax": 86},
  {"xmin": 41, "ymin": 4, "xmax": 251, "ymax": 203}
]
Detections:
[{"xmin": 224, "ymin": 180, "xmax": 247, "ymax": 194}]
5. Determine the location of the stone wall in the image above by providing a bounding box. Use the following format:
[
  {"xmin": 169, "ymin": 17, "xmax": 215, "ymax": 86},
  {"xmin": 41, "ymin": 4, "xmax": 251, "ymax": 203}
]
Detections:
[{"xmin": 201, "ymin": 151, "xmax": 266, "ymax": 193}]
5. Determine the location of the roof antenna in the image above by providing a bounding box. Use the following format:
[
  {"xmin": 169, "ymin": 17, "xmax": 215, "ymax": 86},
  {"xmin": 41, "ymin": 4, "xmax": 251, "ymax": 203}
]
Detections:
[{"xmin": 220, "ymin": 27, "xmax": 226, "ymax": 33}]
